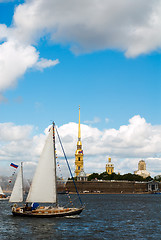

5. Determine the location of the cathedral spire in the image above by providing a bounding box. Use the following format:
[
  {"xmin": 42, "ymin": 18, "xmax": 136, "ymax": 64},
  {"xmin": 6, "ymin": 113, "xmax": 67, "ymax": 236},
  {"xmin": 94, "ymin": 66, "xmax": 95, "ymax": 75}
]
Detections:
[
  {"xmin": 75, "ymin": 106, "xmax": 84, "ymax": 177},
  {"xmin": 78, "ymin": 105, "xmax": 81, "ymax": 141},
  {"xmin": 77, "ymin": 105, "xmax": 82, "ymax": 147}
]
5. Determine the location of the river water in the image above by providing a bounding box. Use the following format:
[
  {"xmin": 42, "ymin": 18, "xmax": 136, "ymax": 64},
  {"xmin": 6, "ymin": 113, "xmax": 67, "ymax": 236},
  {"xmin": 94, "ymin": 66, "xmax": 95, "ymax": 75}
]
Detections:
[{"xmin": 0, "ymin": 194, "xmax": 161, "ymax": 240}]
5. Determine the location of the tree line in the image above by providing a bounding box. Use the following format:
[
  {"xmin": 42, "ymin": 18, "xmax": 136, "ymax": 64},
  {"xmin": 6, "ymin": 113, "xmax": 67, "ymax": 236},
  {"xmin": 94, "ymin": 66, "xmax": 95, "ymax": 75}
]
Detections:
[{"xmin": 87, "ymin": 172, "xmax": 153, "ymax": 182}]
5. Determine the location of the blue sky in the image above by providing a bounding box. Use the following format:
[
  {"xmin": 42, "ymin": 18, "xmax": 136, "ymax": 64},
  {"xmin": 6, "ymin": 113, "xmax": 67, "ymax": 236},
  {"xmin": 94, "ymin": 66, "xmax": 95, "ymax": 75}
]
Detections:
[
  {"xmin": 0, "ymin": 0, "xmax": 161, "ymax": 177},
  {"xmin": 1, "ymin": 44, "xmax": 160, "ymax": 131}
]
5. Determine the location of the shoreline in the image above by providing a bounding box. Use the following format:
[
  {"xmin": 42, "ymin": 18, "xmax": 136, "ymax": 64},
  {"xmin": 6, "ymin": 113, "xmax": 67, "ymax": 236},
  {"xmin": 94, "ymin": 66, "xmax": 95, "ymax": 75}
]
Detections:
[{"xmin": 69, "ymin": 192, "xmax": 152, "ymax": 194}]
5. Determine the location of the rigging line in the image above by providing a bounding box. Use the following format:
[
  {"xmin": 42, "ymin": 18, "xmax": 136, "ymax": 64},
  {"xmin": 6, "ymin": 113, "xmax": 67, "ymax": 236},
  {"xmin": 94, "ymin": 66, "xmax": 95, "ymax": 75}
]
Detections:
[
  {"xmin": 56, "ymin": 157, "xmax": 74, "ymax": 207},
  {"xmin": 55, "ymin": 125, "xmax": 83, "ymax": 206}
]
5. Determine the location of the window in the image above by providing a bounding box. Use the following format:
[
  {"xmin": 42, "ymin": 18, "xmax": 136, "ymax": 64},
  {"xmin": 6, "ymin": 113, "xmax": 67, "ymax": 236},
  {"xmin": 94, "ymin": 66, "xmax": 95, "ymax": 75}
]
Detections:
[
  {"xmin": 78, "ymin": 157, "xmax": 80, "ymax": 161},
  {"xmin": 78, "ymin": 166, "xmax": 80, "ymax": 170}
]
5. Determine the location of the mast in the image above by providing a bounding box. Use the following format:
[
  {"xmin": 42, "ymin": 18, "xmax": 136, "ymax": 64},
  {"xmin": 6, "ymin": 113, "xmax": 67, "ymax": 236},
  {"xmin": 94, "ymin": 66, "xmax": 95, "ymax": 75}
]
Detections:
[
  {"xmin": 21, "ymin": 162, "xmax": 23, "ymax": 202},
  {"xmin": 55, "ymin": 125, "xmax": 83, "ymax": 206},
  {"xmin": 53, "ymin": 122, "xmax": 58, "ymax": 207},
  {"xmin": 9, "ymin": 162, "xmax": 23, "ymax": 202}
]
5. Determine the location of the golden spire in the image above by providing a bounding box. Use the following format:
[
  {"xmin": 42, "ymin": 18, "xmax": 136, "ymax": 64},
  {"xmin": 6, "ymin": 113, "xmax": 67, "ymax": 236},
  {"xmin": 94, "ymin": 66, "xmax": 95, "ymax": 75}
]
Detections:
[
  {"xmin": 75, "ymin": 106, "xmax": 83, "ymax": 177},
  {"xmin": 77, "ymin": 105, "xmax": 82, "ymax": 146},
  {"xmin": 78, "ymin": 105, "xmax": 81, "ymax": 141}
]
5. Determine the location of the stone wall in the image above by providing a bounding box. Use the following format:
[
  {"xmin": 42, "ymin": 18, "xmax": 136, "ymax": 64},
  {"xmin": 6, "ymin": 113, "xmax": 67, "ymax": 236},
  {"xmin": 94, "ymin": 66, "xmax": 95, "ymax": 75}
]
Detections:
[{"xmin": 66, "ymin": 180, "xmax": 150, "ymax": 194}]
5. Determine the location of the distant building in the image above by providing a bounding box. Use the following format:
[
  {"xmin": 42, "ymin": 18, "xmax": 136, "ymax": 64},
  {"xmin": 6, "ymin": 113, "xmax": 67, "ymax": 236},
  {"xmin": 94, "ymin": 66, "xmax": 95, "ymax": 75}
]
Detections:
[
  {"xmin": 106, "ymin": 157, "xmax": 114, "ymax": 174},
  {"xmin": 134, "ymin": 160, "xmax": 150, "ymax": 178},
  {"xmin": 147, "ymin": 180, "xmax": 159, "ymax": 192},
  {"xmin": 77, "ymin": 168, "xmax": 88, "ymax": 181}
]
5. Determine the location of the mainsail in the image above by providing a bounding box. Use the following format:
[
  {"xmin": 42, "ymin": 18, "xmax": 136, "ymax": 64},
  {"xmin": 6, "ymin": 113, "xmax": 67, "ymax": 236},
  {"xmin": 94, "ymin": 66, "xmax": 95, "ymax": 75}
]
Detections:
[
  {"xmin": 0, "ymin": 186, "xmax": 4, "ymax": 195},
  {"xmin": 26, "ymin": 126, "xmax": 57, "ymax": 203},
  {"xmin": 9, "ymin": 163, "xmax": 23, "ymax": 202}
]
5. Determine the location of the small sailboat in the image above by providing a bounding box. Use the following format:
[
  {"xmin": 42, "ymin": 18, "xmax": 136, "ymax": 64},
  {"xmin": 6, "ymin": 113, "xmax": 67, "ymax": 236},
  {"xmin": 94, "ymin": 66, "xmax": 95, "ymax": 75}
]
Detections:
[
  {"xmin": 10, "ymin": 122, "xmax": 84, "ymax": 217},
  {"xmin": 0, "ymin": 185, "xmax": 9, "ymax": 200}
]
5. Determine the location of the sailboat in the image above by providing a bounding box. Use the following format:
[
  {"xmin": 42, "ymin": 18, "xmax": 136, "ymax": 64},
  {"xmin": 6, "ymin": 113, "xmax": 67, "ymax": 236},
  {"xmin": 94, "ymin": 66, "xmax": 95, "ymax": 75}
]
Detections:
[
  {"xmin": 0, "ymin": 185, "xmax": 9, "ymax": 200},
  {"xmin": 10, "ymin": 122, "xmax": 84, "ymax": 217}
]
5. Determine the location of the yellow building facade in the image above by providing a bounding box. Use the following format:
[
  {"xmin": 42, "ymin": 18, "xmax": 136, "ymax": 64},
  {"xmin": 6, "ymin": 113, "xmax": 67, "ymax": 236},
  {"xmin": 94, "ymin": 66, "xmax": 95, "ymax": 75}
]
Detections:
[
  {"xmin": 106, "ymin": 157, "xmax": 114, "ymax": 174},
  {"xmin": 75, "ymin": 106, "xmax": 84, "ymax": 177}
]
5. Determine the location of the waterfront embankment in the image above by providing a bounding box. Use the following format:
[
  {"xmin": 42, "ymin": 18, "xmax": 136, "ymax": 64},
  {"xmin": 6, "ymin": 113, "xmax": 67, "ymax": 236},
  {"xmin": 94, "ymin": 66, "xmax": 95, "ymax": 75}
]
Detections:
[{"xmin": 65, "ymin": 180, "xmax": 161, "ymax": 194}]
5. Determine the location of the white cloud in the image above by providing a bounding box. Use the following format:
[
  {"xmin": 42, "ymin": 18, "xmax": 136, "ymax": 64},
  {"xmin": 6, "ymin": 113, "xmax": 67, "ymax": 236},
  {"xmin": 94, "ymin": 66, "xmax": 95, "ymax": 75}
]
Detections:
[
  {"xmin": 1, "ymin": 115, "xmax": 161, "ymax": 177},
  {"xmin": 12, "ymin": 0, "xmax": 161, "ymax": 57},
  {"xmin": 0, "ymin": 40, "xmax": 38, "ymax": 91},
  {"xmin": 0, "ymin": 0, "xmax": 161, "ymax": 91},
  {"xmin": 56, "ymin": 115, "xmax": 161, "ymax": 177},
  {"xmin": 0, "ymin": 24, "xmax": 8, "ymax": 41},
  {"xmin": 0, "ymin": 39, "xmax": 59, "ymax": 91},
  {"xmin": 35, "ymin": 58, "xmax": 59, "ymax": 70},
  {"xmin": 0, "ymin": 122, "xmax": 33, "ymax": 141},
  {"xmin": 84, "ymin": 117, "xmax": 101, "ymax": 125}
]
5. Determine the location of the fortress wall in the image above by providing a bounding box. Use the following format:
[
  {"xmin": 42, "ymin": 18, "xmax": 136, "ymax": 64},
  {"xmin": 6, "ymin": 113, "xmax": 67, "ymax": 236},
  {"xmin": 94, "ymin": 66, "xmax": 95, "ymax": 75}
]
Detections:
[{"xmin": 66, "ymin": 181, "xmax": 150, "ymax": 193}]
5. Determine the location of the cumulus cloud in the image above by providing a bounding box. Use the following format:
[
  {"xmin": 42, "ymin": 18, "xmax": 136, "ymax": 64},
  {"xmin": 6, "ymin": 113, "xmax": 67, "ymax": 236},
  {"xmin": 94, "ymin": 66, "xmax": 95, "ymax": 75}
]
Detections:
[
  {"xmin": 0, "ymin": 3, "xmax": 59, "ymax": 92},
  {"xmin": 12, "ymin": 0, "xmax": 161, "ymax": 57},
  {"xmin": 0, "ymin": 40, "xmax": 38, "ymax": 91},
  {"xmin": 0, "ymin": 115, "xmax": 161, "ymax": 177},
  {"xmin": 0, "ymin": 122, "xmax": 33, "ymax": 141},
  {"xmin": 0, "ymin": 0, "xmax": 161, "ymax": 91},
  {"xmin": 0, "ymin": 37, "xmax": 59, "ymax": 91},
  {"xmin": 0, "ymin": 24, "xmax": 8, "ymax": 41},
  {"xmin": 55, "ymin": 115, "xmax": 161, "ymax": 177},
  {"xmin": 0, "ymin": 122, "xmax": 47, "ymax": 176}
]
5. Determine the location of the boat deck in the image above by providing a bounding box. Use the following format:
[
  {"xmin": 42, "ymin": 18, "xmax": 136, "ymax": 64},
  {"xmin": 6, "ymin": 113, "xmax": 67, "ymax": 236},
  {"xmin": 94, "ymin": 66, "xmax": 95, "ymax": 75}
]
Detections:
[{"xmin": 12, "ymin": 206, "xmax": 84, "ymax": 218}]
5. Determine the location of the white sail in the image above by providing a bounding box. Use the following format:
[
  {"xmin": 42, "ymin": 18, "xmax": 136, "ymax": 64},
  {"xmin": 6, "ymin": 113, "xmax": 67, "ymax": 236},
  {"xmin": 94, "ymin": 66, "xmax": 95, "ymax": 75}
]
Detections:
[
  {"xmin": 0, "ymin": 185, "xmax": 4, "ymax": 195},
  {"xmin": 9, "ymin": 163, "xmax": 23, "ymax": 202},
  {"xmin": 26, "ymin": 126, "xmax": 57, "ymax": 203}
]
